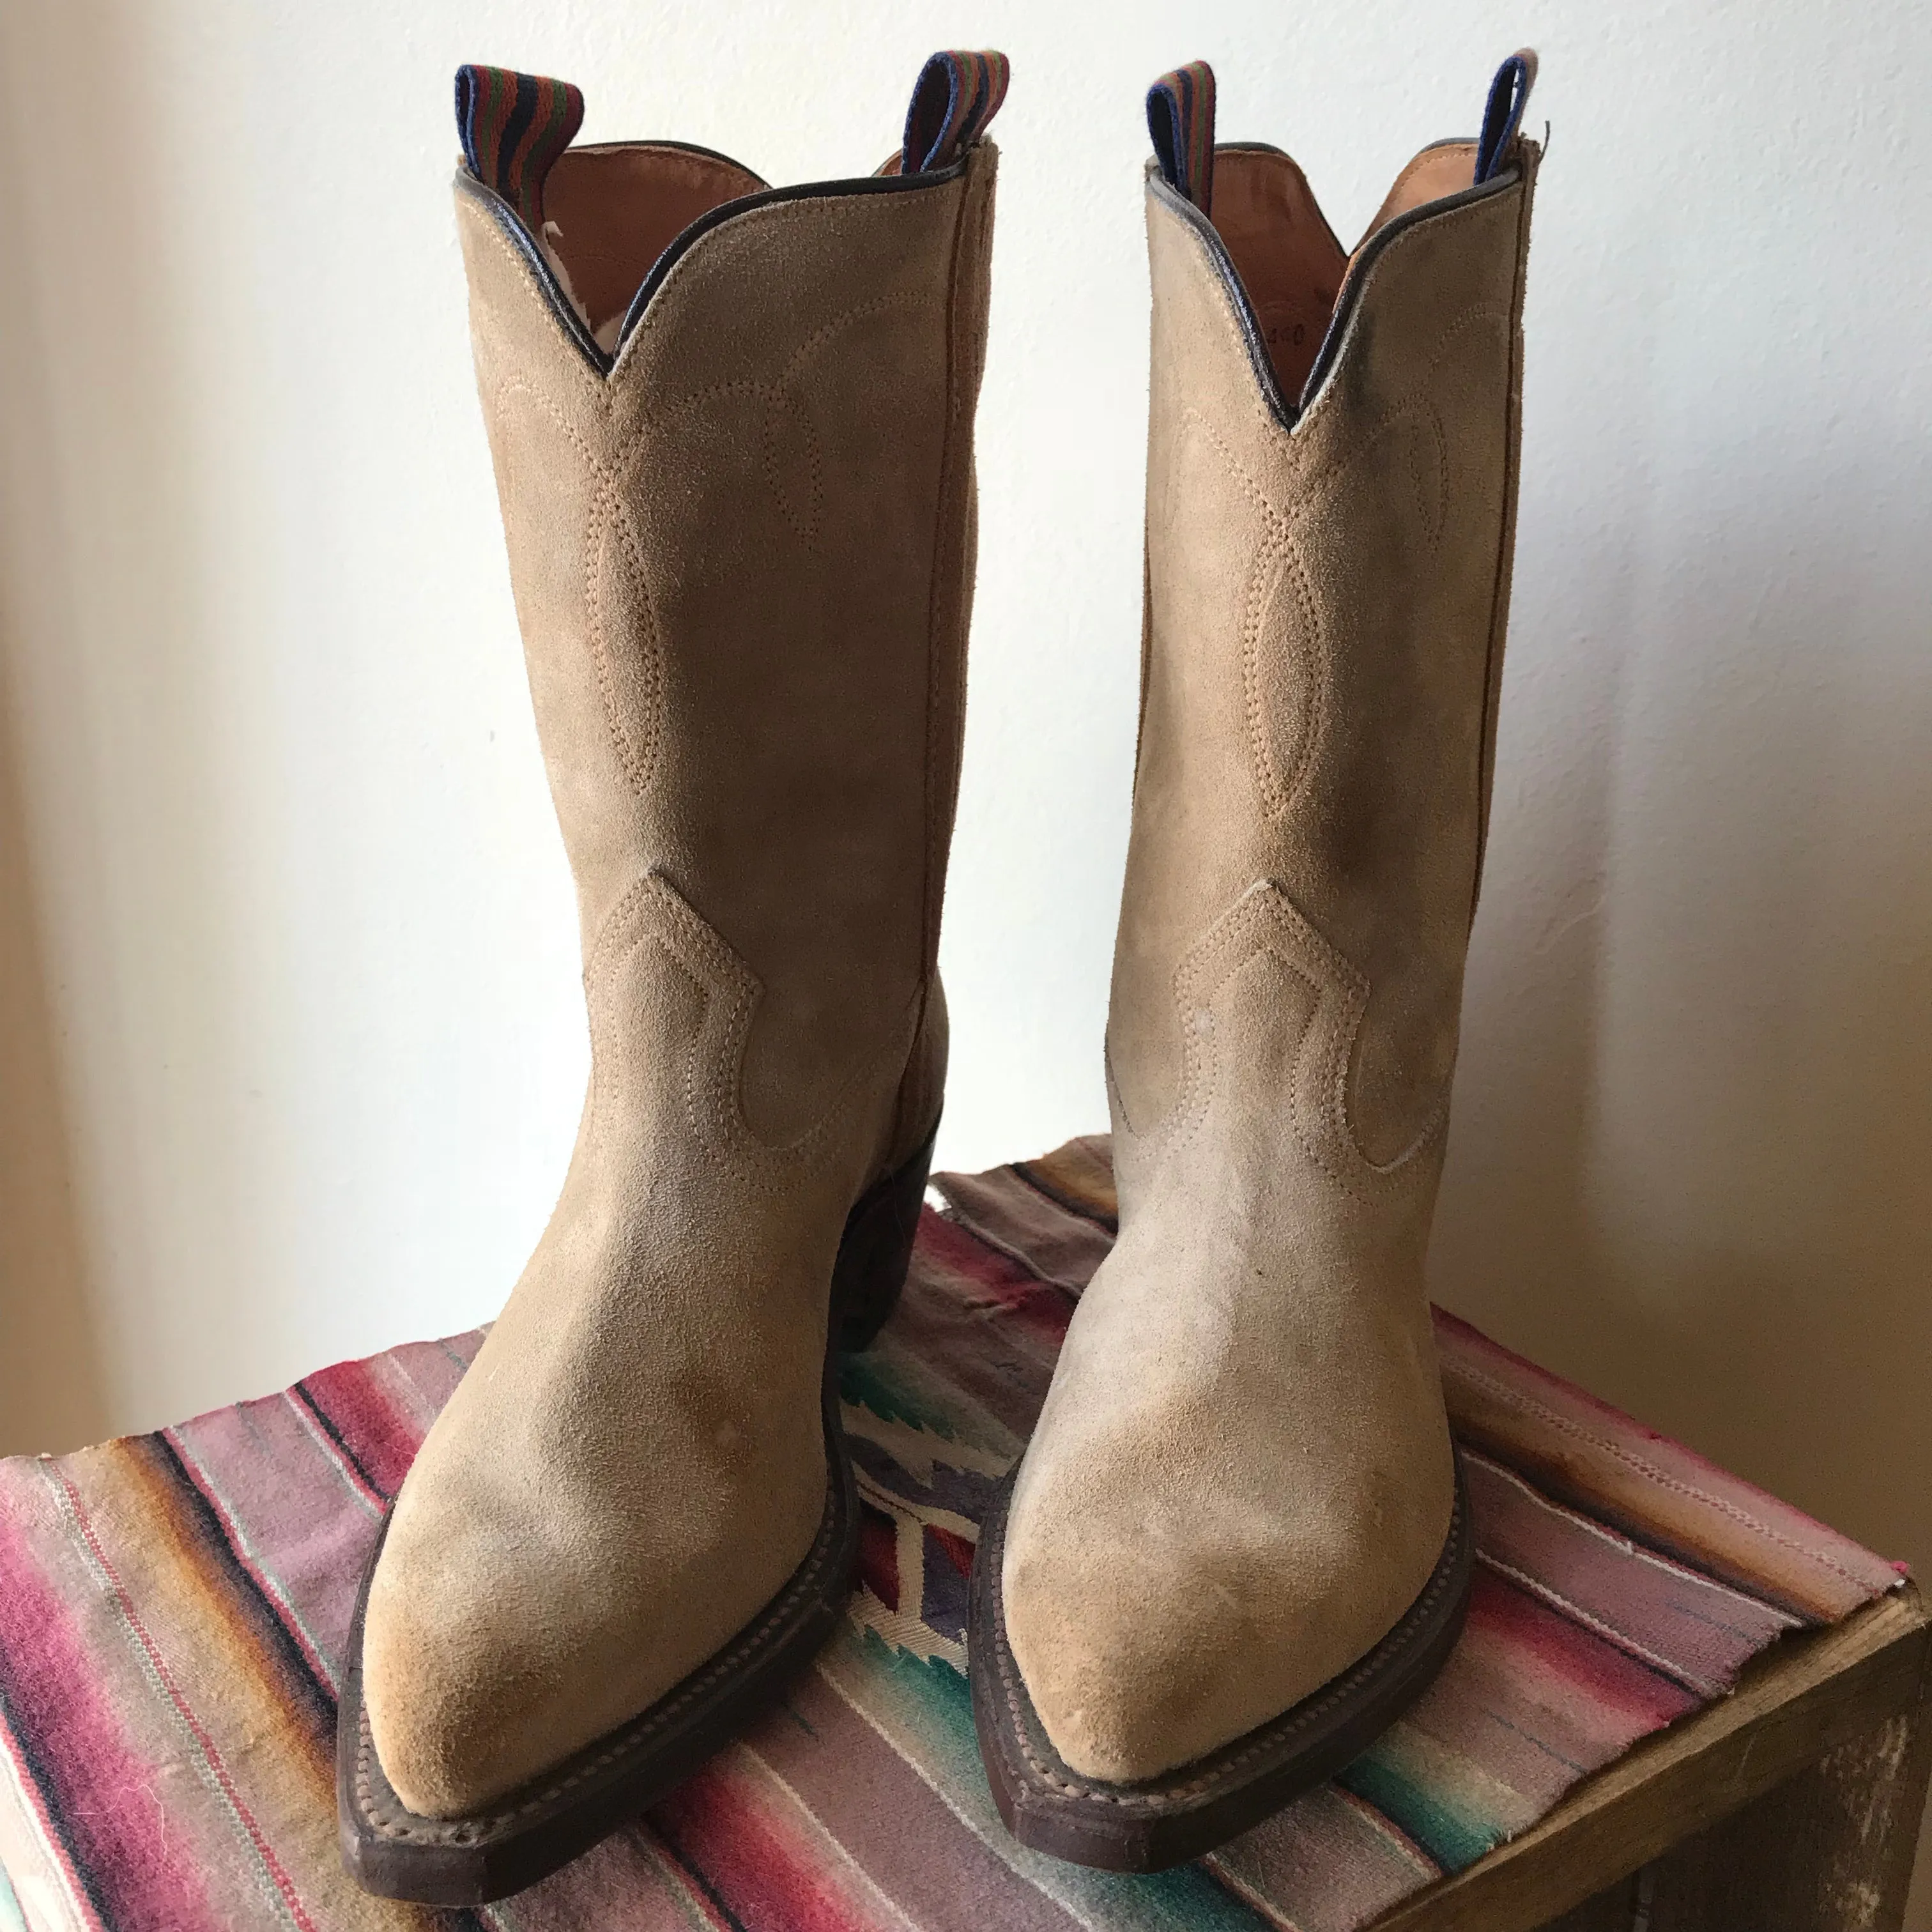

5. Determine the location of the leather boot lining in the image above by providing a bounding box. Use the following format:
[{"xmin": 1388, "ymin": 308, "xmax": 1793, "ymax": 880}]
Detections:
[
  {"xmin": 1208, "ymin": 137, "xmax": 1483, "ymax": 402},
  {"xmin": 1210, "ymin": 148, "xmax": 1346, "ymax": 401},
  {"xmin": 543, "ymin": 144, "xmax": 769, "ymax": 348},
  {"xmin": 1358, "ymin": 140, "xmax": 1482, "ymax": 252}
]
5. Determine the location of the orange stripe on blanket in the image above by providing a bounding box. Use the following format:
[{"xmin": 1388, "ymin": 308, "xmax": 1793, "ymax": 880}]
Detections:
[{"xmin": 56, "ymin": 1440, "xmax": 449, "ymax": 1929}]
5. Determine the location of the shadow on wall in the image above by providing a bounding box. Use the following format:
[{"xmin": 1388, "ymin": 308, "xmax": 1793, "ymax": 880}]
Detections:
[
  {"xmin": 0, "ymin": 4, "xmax": 120, "ymax": 1457},
  {"xmin": 0, "ymin": 5, "xmax": 109, "ymax": 1457},
  {"xmin": 1433, "ymin": 440, "xmax": 1932, "ymax": 1910},
  {"xmin": 0, "ymin": 0, "xmax": 252, "ymax": 1444},
  {"xmin": 0, "ymin": 671, "xmax": 106, "ymax": 1455},
  {"xmin": 1441, "ymin": 454, "xmax": 1932, "ymax": 1552}
]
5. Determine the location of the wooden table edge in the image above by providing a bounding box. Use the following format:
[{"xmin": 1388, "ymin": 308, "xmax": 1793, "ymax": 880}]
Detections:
[{"xmin": 1368, "ymin": 1581, "xmax": 1930, "ymax": 1932}]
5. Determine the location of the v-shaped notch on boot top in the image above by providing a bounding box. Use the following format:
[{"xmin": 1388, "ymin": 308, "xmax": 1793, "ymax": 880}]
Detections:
[
  {"xmin": 338, "ymin": 50, "xmax": 1004, "ymax": 1905},
  {"xmin": 451, "ymin": 49, "xmax": 1008, "ymax": 371},
  {"xmin": 1146, "ymin": 47, "xmax": 1536, "ymax": 423},
  {"xmin": 972, "ymin": 53, "xmax": 1540, "ymax": 1869}
]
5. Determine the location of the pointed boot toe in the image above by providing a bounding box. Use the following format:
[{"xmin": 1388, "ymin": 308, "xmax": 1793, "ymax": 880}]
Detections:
[
  {"xmin": 360, "ymin": 1519, "xmax": 533, "ymax": 1823},
  {"xmin": 995, "ymin": 1397, "xmax": 1458, "ymax": 1790},
  {"xmin": 356, "ymin": 1393, "xmax": 828, "ymax": 1825},
  {"xmin": 970, "ymin": 1216, "xmax": 1475, "ymax": 1869},
  {"xmin": 975, "ymin": 1457, "xmax": 1475, "ymax": 1873},
  {"xmin": 339, "ymin": 1254, "xmax": 855, "ymax": 1903}
]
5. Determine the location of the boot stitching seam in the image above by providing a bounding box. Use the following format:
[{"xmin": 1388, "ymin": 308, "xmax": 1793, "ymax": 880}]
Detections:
[
  {"xmin": 1158, "ymin": 884, "xmax": 1446, "ymax": 1191},
  {"xmin": 921, "ymin": 158, "xmax": 983, "ymax": 981},
  {"xmin": 476, "ymin": 360, "xmax": 661, "ymax": 797}
]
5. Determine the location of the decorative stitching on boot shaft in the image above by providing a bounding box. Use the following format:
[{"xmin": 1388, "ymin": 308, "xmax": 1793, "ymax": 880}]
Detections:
[
  {"xmin": 580, "ymin": 870, "xmax": 916, "ymax": 1189},
  {"xmin": 468, "ymin": 198, "xmax": 947, "ymax": 813},
  {"xmin": 475, "ymin": 355, "xmax": 663, "ymax": 799},
  {"xmin": 585, "ymin": 482, "xmax": 663, "ymax": 793},
  {"xmin": 1240, "ymin": 528, "xmax": 1323, "ymax": 823},
  {"xmin": 1158, "ymin": 881, "xmax": 1446, "ymax": 1196}
]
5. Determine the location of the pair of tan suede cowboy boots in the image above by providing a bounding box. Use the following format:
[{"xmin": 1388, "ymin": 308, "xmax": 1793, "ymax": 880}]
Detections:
[{"xmin": 334, "ymin": 47, "xmax": 1542, "ymax": 1903}]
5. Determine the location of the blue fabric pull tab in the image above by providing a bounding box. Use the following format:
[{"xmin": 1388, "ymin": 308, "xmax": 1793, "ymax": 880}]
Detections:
[
  {"xmin": 1475, "ymin": 50, "xmax": 1537, "ymax": 184},
  {"xmin": 902, "ymin": 50, "xmax": 1011, "ymax": 174},
  {"xmin": 1147, "ymin": 61, "xmax": 1217, "ymax": 214}
]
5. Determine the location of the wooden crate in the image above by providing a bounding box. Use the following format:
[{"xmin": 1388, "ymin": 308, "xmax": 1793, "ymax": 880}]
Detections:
[{"xmin": 1376, "ymin": 1587, "xmax": 1931, "ymax": 1931}]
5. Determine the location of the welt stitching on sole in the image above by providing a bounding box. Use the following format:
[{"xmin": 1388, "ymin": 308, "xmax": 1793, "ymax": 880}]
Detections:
[
  {"xmin": 355, "ymin": 1476, "xmax": 845, "ymax": 1844},
  {"xmin": 346, "ymin": 1133, "xmax": 933, "ymax": 1869},
  {"xmin": 981, "ymin": 1468, "xmax": 1468, "ymax": 1814}
]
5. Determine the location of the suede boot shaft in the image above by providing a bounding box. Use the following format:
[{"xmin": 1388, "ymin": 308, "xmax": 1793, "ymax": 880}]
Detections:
[
  {"xmin": 456, "ymin": 155, "xmax": 992, "ymax": 1138},
  {"xmin": 996, "ymin": 63, "xmax": 1537, "ymax": 1793}
]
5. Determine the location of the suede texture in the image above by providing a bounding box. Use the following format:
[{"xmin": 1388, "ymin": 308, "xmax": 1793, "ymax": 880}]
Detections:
[
  {"xmin": 1000, "ymin": 142, "xmax": 1538, "ymax": 1785},
  {"xmin": 362, "ymin": 143, "xmax": 997, "ymax": 1820}
]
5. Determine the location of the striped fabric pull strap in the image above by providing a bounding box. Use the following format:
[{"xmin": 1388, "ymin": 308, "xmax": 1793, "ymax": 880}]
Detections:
[
  {"xmin": 455, "ymin": 64, "xmax": 585, "ymax": 231},
  {"xmin": 1147, "ymin": 61, "xmax": 1217, "ymax": 215},
  {"xmin": 902, "ymin": 50, "xmax": 1011, "ymax": 174},
  {"xmin": 1475, "ymin": 49, "xmax": 1538, "ymax": 183}
]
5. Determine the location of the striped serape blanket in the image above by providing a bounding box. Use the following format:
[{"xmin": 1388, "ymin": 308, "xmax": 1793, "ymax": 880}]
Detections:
[{"xmin": 0, "ymin": 1138, "xmax": 1903, "ymax": 1932}]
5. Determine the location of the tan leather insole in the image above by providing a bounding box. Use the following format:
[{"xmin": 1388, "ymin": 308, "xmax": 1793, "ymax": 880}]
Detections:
[
  {"xmin": 1211, "ymin": 139, "xmax": 1480, "ymax": 402},
  {"xmin": 544, "ymin": 144, "xmax": 768, "ymax": 338}
]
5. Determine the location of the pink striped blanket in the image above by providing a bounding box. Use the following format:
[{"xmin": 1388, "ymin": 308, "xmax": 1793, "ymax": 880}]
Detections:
[{"xmin": 0, "ymin": 1138, "xmax": 1903, "ymax": 1931}]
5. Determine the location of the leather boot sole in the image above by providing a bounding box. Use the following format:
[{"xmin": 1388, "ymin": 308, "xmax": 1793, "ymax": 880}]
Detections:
[
  {"xmin": 968, "ymin": 1446, "xmax": 1474, "ymax": 1871},
  {"xmin": 335, "ymin": 1123, "xmax": 936, "ymax": 1903}
]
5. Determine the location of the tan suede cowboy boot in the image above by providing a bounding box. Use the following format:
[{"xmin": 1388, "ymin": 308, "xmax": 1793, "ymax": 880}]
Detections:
[
  {"xmin": 337, "ymin": 52, "xmax": 1005, "ymax": 1903},
  {"xmin": 970, "ymin": 54, "xmax": 1540, "ymax": 1868}
]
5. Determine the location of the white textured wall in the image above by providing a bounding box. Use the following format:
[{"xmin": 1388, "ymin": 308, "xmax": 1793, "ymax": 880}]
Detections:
[{"xmin": 2, "ymin": 0, "xmax": 1929, "ymax": 1910}]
